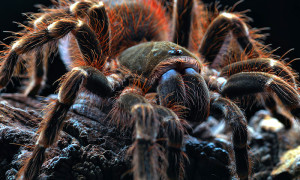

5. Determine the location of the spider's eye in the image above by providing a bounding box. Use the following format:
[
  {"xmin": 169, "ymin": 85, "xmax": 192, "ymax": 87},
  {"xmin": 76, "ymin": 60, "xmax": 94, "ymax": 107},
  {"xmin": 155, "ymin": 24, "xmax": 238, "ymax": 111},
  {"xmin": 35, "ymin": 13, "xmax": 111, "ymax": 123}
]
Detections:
[
  {"xmin": 176, "ymin": 49, "xmax": 183, "ymax": 55},
  {"xmin": 168, "ymin": 49, "xmax": 183, "ymax": 55},
  {"xmin": 168, "ymin": 49, "xmax": 176, "ymax": 55}
]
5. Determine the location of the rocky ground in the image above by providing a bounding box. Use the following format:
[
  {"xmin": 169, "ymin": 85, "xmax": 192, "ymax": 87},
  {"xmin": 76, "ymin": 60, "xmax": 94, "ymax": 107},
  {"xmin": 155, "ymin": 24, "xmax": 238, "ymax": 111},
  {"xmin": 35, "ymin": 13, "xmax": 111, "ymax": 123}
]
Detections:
[{"xmin": 0, "ymin": 92, "xmax": 300, "ymax": 180}]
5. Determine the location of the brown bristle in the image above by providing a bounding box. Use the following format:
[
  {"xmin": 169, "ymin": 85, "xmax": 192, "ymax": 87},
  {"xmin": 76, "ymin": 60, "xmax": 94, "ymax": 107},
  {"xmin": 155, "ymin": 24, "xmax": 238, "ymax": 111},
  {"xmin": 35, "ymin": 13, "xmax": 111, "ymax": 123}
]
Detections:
[{"xmin": 107, "ymin": 0, "xmax": 170, "ymax": 56}]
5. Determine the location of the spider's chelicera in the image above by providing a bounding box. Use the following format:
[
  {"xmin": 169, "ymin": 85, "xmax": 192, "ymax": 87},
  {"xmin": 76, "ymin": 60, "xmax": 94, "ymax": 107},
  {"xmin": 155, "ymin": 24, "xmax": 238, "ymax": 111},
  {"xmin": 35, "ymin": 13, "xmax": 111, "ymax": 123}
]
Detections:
[{"xmin": 0, "ymin": 0, "xmax": 299, "ymax": 180}]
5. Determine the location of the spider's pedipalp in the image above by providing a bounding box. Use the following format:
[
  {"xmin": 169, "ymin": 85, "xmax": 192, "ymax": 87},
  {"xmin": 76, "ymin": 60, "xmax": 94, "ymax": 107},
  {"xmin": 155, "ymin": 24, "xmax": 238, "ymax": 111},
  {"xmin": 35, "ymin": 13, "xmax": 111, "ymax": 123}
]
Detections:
[
  {"xmin": 110, "ymin": 87, "xmax": 146, "ymax": 127},
  {"xmin": 210, "ymin": 96, "xmax": 249, "ymax": 180},
  {"xmin": 132, "ymin": 103, "xmax": 160, "ymax": 180},
  {"xmin": 111, "ymin": 87, "xmax": 186, "ymax": 180},
  {"xmin": 199, "ymin": 12, "xmax": 259, "ymax": 67},
  {"xmin": 112, "ymin": 90, "xmax": 162, "ymax": 179}
]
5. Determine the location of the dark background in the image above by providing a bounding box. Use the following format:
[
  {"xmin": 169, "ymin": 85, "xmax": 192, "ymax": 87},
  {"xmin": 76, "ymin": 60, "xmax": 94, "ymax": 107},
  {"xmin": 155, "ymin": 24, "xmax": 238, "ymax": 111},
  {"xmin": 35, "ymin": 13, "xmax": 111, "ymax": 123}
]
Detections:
[{"xmin": 0, "ymin": 0, "xmax": 299, "ymax": 73}]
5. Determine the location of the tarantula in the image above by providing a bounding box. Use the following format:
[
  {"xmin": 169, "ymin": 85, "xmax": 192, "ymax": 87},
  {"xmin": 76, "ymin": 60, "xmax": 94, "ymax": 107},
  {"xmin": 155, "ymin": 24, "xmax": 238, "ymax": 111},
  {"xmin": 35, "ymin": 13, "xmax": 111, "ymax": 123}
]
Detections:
[{"xmin": 0, "ymin": 0, "xmax": 299, "ymax": 179}]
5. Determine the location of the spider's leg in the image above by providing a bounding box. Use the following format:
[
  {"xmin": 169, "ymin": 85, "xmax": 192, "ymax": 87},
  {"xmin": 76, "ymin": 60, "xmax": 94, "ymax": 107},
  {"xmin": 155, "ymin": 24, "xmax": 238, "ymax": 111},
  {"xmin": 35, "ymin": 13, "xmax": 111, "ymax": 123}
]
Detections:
[
  {"xmin": 155, "ymin": 105, "xmax": 185, "ymax": 180},
  {"xmin": 24, "ymin": 1, "xmax": 108, "ymax": 96},
  {"xmin": 112, "ymin": 88, "xmax": 185, "ymax": 180},
  {"xmin": 220, "ymin": 58, "xmax": 298, "ymax": 89},
  {"xmin": 220, "ymin": 58, "xmax": 298, "ymax": 128},
  {"xmin": 262, "ymin": 95, "xmax": 292, "ymax": 128},
  {"xmin": 35, "ymin": 0, "xmax": 106, "ymax": 20},
  {"xmin": 87, "ymin": 2, "xmax": 111, "ymax": 55},
  {"xmin": 24, "ymin": 46, "xmax": 49, "ymax": 96},
  {"xmin": 17, "ymin": 66, "xmax": 123, "ymax": 180},
  {"xmin": 220, "ymin": 72, "xmax": 300, "ymax": 120},
  {"xmin": 157, "ymin": 67, "xmax": 210, "ymax": 122},
  {"xmin": 61, "ymin": 1, "xmax": 111, "ymax": 59},
  {"xmin": 210, "ymin": 96, "xmax": 249, "ymax": 180},
  {"xmin": 199, "ymin": 12, "xmax": 259, "ymax": 67},
  {"xmin": 172, "ymin": 0, "xmax": 194, "ymax": 47},
  {"xmin": 24, "ymin": 13, "xmax": 54, "ymax": 97},
  {"xmin": 0, "ymin": 19, "xmax": 104, "ymax": 89},
  {"xmin": 111, "ymin": 89, "xmax": 162, "ymax": 179},
  {"xmin": 131, "ymin": 103, "xmax": 160, "ymax": 180}
]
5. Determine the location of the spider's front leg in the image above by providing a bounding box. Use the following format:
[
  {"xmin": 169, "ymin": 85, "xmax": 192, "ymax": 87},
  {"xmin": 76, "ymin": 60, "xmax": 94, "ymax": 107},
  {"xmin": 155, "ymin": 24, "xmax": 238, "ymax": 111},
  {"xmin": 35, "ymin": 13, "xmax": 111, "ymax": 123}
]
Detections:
[
  {"xmin": 0, "ymin": 20, "xmax": 99, "ymax": 88},
  {"xmin": 0, "ymin": 1, "xmax": 110, "ymax": 94},
  {"xmin": 24, "ymin": 1, "xmax": 100, "ymax": 96},
  {"xmin": 17, "ymin": 66, "xmax": 121, "ymax": 180},
  {"xmin": 200, "ymin": 12, "xmax": 260, "ymax": 67}
]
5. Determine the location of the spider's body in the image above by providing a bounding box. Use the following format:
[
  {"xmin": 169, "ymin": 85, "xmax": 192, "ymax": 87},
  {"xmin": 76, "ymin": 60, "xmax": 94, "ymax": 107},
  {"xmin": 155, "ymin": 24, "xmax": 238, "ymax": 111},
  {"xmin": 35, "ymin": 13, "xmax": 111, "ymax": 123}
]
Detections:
[{"xmin": 0, "ymin": 0, "xmax": 300, "ymax": 180}]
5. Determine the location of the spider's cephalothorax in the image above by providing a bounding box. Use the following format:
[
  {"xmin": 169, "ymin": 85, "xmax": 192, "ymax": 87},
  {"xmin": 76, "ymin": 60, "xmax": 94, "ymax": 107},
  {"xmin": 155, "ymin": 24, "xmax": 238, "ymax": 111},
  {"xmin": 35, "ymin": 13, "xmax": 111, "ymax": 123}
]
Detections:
[{"xmin": 0, "ymin": 0, "xmax": 299, "ymax": 180}]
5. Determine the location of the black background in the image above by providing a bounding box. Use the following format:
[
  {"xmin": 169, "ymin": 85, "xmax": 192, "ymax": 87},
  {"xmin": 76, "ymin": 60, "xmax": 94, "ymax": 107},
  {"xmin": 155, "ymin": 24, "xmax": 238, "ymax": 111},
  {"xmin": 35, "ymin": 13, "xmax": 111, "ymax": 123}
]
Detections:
[{"xmin": 0, "ymin": 0, "xmax": 299, "ymax": 73}]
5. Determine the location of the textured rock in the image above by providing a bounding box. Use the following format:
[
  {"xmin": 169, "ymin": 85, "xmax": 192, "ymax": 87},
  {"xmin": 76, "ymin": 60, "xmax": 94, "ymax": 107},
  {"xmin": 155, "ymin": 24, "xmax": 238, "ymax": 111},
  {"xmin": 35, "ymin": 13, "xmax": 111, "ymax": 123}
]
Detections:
[
  {"xmin": 0, "ymin": 93, "xmax": 233, "ymax": 179},
  {"xmin": 271, "ymin": 146, "xmax": 300, "ymax": 179}
]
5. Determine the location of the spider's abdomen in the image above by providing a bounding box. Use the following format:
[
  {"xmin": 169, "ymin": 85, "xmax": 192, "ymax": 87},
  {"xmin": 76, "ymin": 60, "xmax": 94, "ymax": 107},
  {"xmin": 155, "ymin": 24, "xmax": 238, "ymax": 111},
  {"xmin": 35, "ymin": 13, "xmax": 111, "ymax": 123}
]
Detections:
[{"xmin": 108, "ymin": 0, "xmax": 170, "ymax": 54}]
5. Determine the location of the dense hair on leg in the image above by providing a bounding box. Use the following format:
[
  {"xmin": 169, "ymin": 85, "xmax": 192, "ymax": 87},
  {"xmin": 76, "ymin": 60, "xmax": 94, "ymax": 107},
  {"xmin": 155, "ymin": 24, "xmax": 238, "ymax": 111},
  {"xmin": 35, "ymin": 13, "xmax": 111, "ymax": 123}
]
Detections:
[
  {"xmin": 17, "ymin": 66, "xmax": 115, "ymax": 179},
  {"xmin": 17, "ymin": 145, "xmax": 46, "ymax": 180},
  {"xmin": 0, "ymin": 18, "xmax": 108, "ymax": 89},
  {"xmin": 210, "ymin": 96, "xmax": 249, "ymax": 179},
  {"xmin": 131, "ymin": 103, "xmax": 160, "ymax": 180},
  {"xmin": 0, "ymin": 20, "xmax": 76, "ymax": 88},
  {"xmin": 220, "ymin": 58, "xmax": 298, "ymax": 88},
  {"xmin": 88, "ymin": 2, "xmax": 111, "ymax": 56},
  {"xmin": 262, "ymin": 95, "xmax": 293, "ymax": 129},
  {"xmin": 172, "ymin": 0, "xmax": 194, "ymax": 47},
  {"xmin": 221, "ymin": 72, "xmax": 300, "ymax": 119},
  {"xmin": 156, "ymin": 105, "xmax": 186, "ymax": 180},
  {"xmin": 110, "ymin": 87, "xmax": 146, "ymax": 128},
  {"xmin": 199, "ymin": 12, "xmax": 259, "ymax": 67}
]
